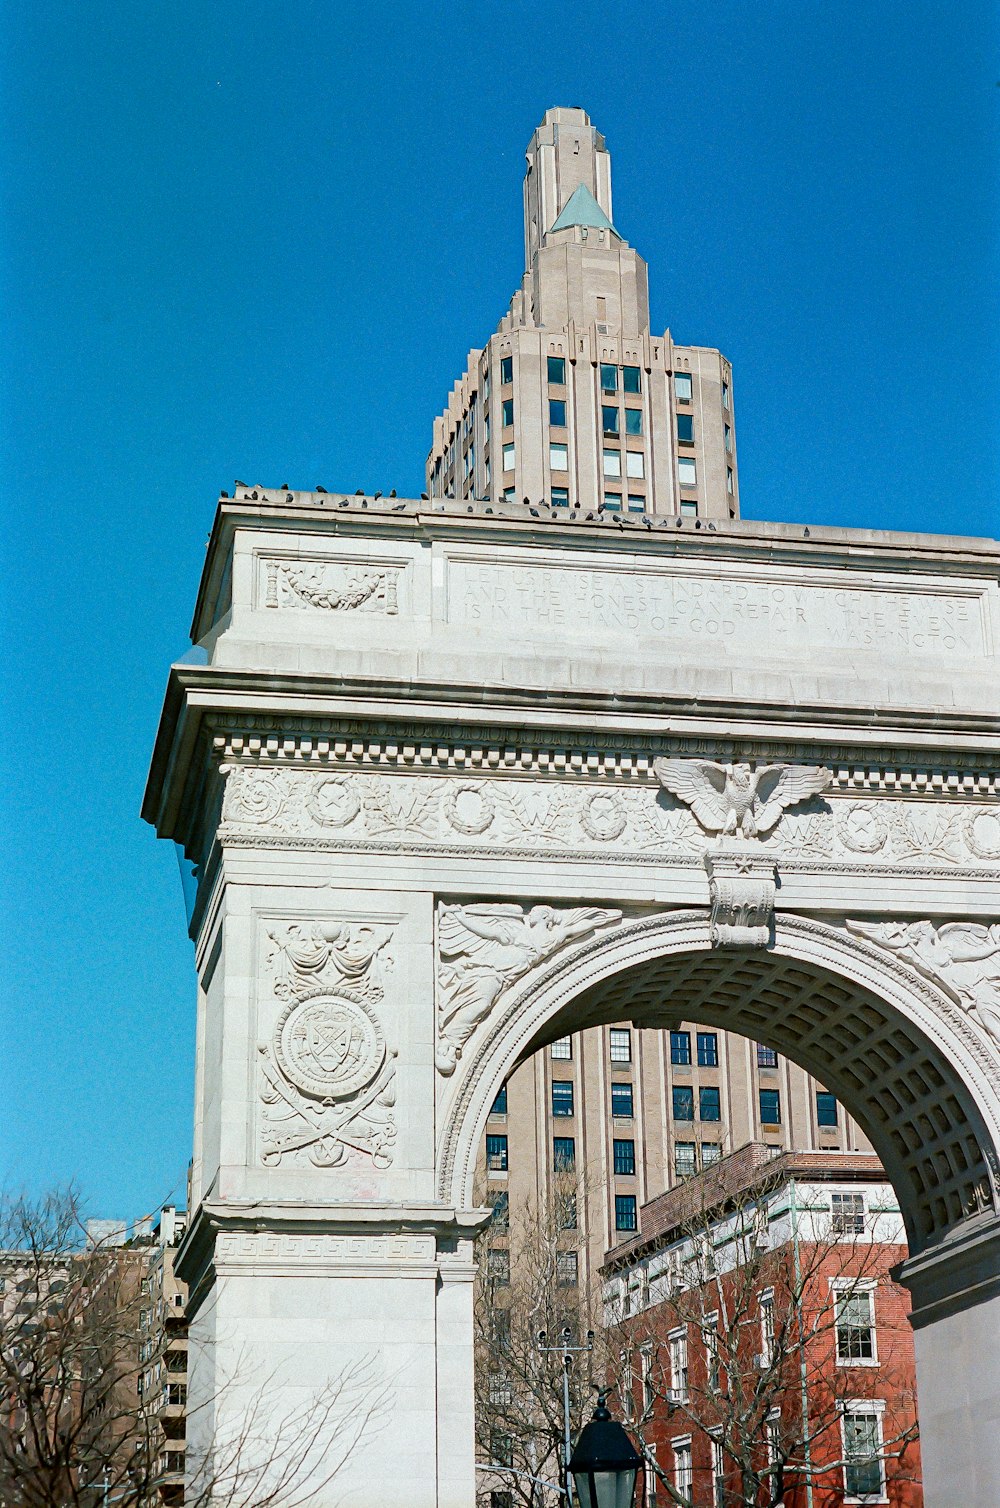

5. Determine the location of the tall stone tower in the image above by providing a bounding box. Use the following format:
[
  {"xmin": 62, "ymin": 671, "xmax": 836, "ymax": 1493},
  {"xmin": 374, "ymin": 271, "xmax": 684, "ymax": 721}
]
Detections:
[{"xmin": 427, "ymin": 107, "xmax": 738, "ymax": 519}]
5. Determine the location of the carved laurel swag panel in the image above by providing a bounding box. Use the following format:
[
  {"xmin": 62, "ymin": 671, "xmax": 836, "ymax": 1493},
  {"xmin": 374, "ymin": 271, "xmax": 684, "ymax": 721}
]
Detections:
[
  {"xmin": 221, "ymin": 765, "xmax": 1000, "ymax": 869},
  {"xmin": 256, "ymin": 920, "xmax": 398, "ymax": 1171},
  {"xmin": 260, "ymin": 557, "xmax": 401, "ymax": 614}
]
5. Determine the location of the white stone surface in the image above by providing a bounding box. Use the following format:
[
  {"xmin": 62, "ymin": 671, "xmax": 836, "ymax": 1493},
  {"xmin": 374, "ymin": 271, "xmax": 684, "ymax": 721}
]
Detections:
[{"xmin": 147, "ymin": 499, "xmax": 1000, "ymax": 1506}]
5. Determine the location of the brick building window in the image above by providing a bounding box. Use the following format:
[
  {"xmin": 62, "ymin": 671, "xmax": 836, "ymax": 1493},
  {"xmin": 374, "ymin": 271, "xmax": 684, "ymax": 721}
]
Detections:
[
  {"xmin": 486, "ymin": 1135, "xmax": 508, "ymax": 1172},
  {"xmin": 817, "ymin": 1092, "xmax": 839, "ymax": 1127},
  {"xmin": 759, "ymin": 1089, "xmax": 781, "ymax": 1126},
  {"xmin": 553, "ymin": 1136, "xmax": 576, "ymax": 1170},
  {"xmin": 699, "ymin": 1087, "xmax": 721, "ymax": 1122},
  {"xmin": 551, "ymin": 1081, "xmax": 574, "ymax": 1117},
  {"xmin": 842, "ymin": 1405, "xmax": 886, "ymax": 1499},
  {"xmin": 615, "ymin": 1195, "xmax": 637, "ymax": 1232},
  {"xmin": 670, "ymin": 1031, "xmax": 691, "ymax": 1065},
  {"xmin": 609, "ymin": 1028, "xmax": 632, "ymax": 1063},
  {"xmin": 697, "ymin": 1032, "xmax": 718, "ymax": 1066},
  {"xmin": 672, "ymin": 1086, "xmax": 695, "ymax": 1121},
  {"xmin": 831, "ymin": 1192, "xmax": 867, "ymax": 1235},
  {"xmin": 674, "ymin": 1142, "xmax": 697, "ymax": 1178},
  {"xmin": 835, "ymin": 1287, "xmax": 877, "ymax": 1363},
  {"xmin": 613, "ymin": 1139, "xmax": 636, "ymax": 1176},
  {"xmin": 611, "ymin": 1083, "xmax": 634, "ymax": 1118}
]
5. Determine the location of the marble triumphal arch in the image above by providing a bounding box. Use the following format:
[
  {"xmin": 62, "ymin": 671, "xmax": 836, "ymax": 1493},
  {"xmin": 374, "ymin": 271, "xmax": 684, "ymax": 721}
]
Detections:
[{"xmin": 144, "ymin": 491, "xmax": 1000, "ymax": 1506}]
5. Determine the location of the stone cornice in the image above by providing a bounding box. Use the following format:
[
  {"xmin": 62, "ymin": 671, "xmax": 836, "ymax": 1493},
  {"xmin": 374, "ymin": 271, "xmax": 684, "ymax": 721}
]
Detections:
[{"xmin": 143, "ymin": 665, "xmax": 1000, "ymax": 844}]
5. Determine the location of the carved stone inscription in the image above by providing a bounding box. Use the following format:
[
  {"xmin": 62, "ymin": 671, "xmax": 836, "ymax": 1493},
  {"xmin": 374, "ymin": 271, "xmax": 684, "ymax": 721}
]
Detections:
[
  {"xmin": 448, "ymin": 560, "xmax": 985, "ymax": 656},
  {"xmin": 257, "ymin": 921, "xmax": 398, "ymax": 1170}
]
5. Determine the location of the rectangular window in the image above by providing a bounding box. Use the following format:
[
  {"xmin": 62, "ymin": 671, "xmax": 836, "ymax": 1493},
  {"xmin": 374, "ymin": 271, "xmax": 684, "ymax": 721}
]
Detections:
[
  {"xmin": 488, "ymin": 1249, "xmax": 509, "ymax": 1285},
  {"xmin": 553, "ymin": 1136, "xmax": 576, "ymax": 1170},
  {"xmin": 701, "ymin": 1142, "xmax": 721, "ymax": 1167},
  {"xmin": 623, "ymin": 365, "xmax": 641, "ymax": 394},
  {"xmin": 627, "ymin": 494, "xmax": 645, "ymax": 512},
  {"xmin": 609, "ymin": 1028, "xmax": 632, "ymax": 1063},
  {"xmin": 603, "ymin": 492, "xmax": 622, "ymax": 511},
  {"xmin": 625, "ymin": 407, "xmax": 643, "ymax": 436},
  {"xmin": 727, "ymin": 466, "xmax": 734, "ymax": 495},
  {"xmin": 550, "ymin": 1036, "xmax": 572, "ymax": 1059},
  {"xmin": 675, "ymin": 372, "xmax": 692, "ymax": 402},
  {"xmin": 613, "ymin": 1139, "xmax": 636, "ymax": 1176},
  {"xmin": 672, "ymin": 1085, "xmax": 695, "ymax": 1121},
  {"xmin": 842, "ymin": 1408, "xmax": 885, "ymax": 1499},
  {"xmin": 641, "ymin": 1344, "xmax": 654, "ymax": 1411},
  {"xmin": 611, "ymin": 1082, "xmax": 634, "ymax": 1118},
  {"xmin": 669, "ymin": 1332, "xmax": 689, "ymax": 1399},
  {"xmin": 699, "ymin": 1086, "xmax": 721, "ymax": 1122},
  {"xmin": 502, "ymin": 486, "xmax": 514, "ymax": 501},
  {"xmin": 602, "ymin": 448, "xmax": 621, "ymax": 478},
  {"xmin": 551, "ymin": 1081, "xmax": 574, "ymax": 1117},
  {"xmin": 502, "ymin": 443, "xmax": 515, "ymax": 472},
  {"xmin": 757, "ymin": 1043, "xmax": 778, "ymax": 1068},
  {"xmin": 486, "ymin": 1134, "xmax": 508, "ymax": 1171},
  {"xmin": 674, "ymin": 1142, "xmax": 697, "ymax": 1178},
  {"xmin": 491, "ymin": 1430, "xmax": 514, "ymax": 1469},
  {"xmin": 831, "ymin": 1192, "xmax": 867, "ymax": 1236},
  {"xmin": 677, "ymin": 457, "xmax": 697, "ymax": 488},
  {"xmin": 602, "ymin": 405, "xmax": 620, "ymax": 435},
  {"xmin": 680, "ymin": 499, "xmax": 698, "ymax": 517},
  {"xmin": 615, "ymin": 1194, "xmax": 638, "ymax": 1232},
  {"xmin": 711, "ymin": 1434, "xmax": 725, "ymax": 1508},
  {"xmin": 556, "ymin": 1250, "xmax": 578, "ymax": 1286},
  {"xmin": 759, "ymin": 1089, "xmax": 781, "ymax": 1126},
  {"xmin": 670, "ymin": 1030, "xmax": 691, "ymax": 1065},
  {"xmin": 501, "ymin": 397, "xmax": 514, "ymax": 427},
  {"xmin": 697, "ymin": 1032, "xmax": 718, "ymax": 1067},
  {"xmin": 500, "ymin": 355, "xmax": 513, "ymax": 384},
  {"xmin": 722, "ymin": 381, "xmax": 730, "ymax": 409},
  {"xmin": 817, "ymin": 1092, "xmax": 839, "ymax": 1127},
  {"xmin": 492, "ymin": 1192, "xmax": 509, "ymax": 1227},
  {"xmin": 600, "ymin": 363, "xmax": 617, "ymax": 392},
  {"xmin": 547, "ymin": 355, "xmax": 566, "ymax": 385},
  {"xmin": 836, "ymin": 1288, "xmax": 876, "ymax": 1363},
  {"xmin": 759, "ymin": 1291, "xmax": 775, "ymax": 1365},
  {"xmin": 549, "ymin": 398, "xmax": 567, "ymax": 427},
  {"xmin": 625, "ymin": 450, "xmax": 645, "ymax": 478},
  {"xmin": 673, "ymin": 1439, "xmax": 693, "ymax": 1497},
  {"xmin": 677, "ymin": 413, "xmax": 695, "ymax": 444},
  {"xmin": 724, "ymin": 423, "xmax": 733, "ymax": 453},
  {"xmin": 551, "ymin": 487, "xmax": 569, "ymax": 507},
  {"xmin": 490, "ymin": 1084, "xmax": 507, "ymax": 1115},
  {"xmin": 706, "ymin": 1317, "xmax": 721, "ymax": 1392},
  {"xmin": 559, "ymin": 1191, "xmax": 578, "ymax": 1230},
  {"xmin": 550, "ymin": 442, "xmax": 568, "ymax": 471}
]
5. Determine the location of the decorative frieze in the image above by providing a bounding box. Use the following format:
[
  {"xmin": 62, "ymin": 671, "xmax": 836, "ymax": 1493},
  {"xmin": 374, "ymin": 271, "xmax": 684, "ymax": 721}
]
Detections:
[
  {"xmin": 436, "ymin": 903, "xmax": 621, "ymax": 1074},
  {"xmin": 257, "ymin": 921, "xmax": 398, "ymax": 1170},
  {"xmin": 215, "ymin": 1231, "xmax": 436, "ymax": 1265},
  {"xmin": 220, "ymin": 765, "xmax": 999, "ymax": 871}
]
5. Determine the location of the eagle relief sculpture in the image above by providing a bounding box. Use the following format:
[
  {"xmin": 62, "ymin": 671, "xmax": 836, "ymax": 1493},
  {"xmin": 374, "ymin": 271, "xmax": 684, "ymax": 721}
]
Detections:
[{"xmin": 653, "ymin": 758, "xmax": 833, "ymax": 840}]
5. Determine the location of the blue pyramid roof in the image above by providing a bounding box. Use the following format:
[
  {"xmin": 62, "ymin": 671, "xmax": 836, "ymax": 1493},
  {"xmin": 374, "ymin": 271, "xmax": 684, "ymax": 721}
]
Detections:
[{"xmin": 549, "ymin": 184, "xmax": 618, "ymax": 235}]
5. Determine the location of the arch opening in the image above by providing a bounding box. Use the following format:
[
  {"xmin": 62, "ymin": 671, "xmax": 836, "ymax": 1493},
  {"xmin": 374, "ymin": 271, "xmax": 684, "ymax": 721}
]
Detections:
[{"xmin": 444, "ymin": 912, "xmax": 1000, "ymax": 1256}]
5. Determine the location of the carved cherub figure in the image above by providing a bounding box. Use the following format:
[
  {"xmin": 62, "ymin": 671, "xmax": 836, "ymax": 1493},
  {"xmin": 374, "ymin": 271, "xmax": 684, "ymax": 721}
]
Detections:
[
  {"xmin": 436, "ymin": 904, "xmax": 619, "ymax": 1073},
  {"xmin": 653, "ymin": 758, "xmax": 832, "ymax": 839}
]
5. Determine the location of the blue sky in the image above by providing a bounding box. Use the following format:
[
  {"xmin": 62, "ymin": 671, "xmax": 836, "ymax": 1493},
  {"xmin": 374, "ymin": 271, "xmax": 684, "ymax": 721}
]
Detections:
[{"xmin": 2, "ymin": 2, "xmax": 998, "ymax": 1220}]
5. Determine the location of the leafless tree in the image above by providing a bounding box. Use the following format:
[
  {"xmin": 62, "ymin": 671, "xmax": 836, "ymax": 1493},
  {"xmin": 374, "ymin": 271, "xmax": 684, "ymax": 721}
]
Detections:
[
  {"xmin": 607, "ymin": 1170, "xmax": 920, "ymax": 1507},
  {"xmin": 0, "ymin": 1187, "xmax": 387, "ymax": 1508},
  {"xmin": 474, "ymin": 1172, "xmax": 611, "ymax": 1507}
]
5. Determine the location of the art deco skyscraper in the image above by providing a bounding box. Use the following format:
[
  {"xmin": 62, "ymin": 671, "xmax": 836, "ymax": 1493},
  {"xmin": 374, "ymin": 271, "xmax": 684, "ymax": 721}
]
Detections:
[{"xmin": 428, "ymin": 108, "xmax": 738, "ymax": 519}]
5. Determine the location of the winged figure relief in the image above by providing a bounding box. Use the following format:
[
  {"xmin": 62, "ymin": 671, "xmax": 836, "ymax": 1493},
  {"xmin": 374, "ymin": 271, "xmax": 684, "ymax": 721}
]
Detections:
[
  {"xmin": 653, "ymin": 759, "xmax": 833, "ymax": 839},
  {"xmin": 435, "ymin": 903, "xmax": 620, "ymax": 1074},
  {"xmin": 847, "ymin": 920, "xmax": 1000, "ymax": 1047}
]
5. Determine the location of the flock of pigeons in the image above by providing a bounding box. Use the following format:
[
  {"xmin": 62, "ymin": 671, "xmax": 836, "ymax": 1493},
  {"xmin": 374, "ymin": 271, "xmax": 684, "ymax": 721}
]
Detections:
[{"xmin": 220, "ymin": 482, "xmax": 751, "ymax": 533}]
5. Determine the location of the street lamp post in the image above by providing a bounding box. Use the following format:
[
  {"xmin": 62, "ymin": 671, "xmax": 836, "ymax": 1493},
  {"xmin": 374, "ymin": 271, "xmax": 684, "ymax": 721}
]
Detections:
[
  {"xmin": 568, "ymin": 1391, "xmax": 642, "ymax": 1508},
  {"xmin": 537, "ymin": 1325, "xmax": 595, "ymax": 1506}
]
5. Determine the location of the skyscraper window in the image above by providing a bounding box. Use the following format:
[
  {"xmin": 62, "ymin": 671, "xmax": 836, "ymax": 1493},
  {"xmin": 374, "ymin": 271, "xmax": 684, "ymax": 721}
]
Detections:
[
  {"xmin": 547, "ymin": 355, "xmax": 566, "ymax": 385},
  {"xmin": 623, "ymin": 365, "xmax": 641, "ymax": 393},
  {"xmin": 600, "ymin": 363, "xmax": 617, "ymax": 392}
]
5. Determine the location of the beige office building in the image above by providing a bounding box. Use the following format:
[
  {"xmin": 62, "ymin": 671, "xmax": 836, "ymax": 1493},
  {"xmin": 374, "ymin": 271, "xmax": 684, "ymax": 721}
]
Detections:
[
  {"xmin": 482, "ymin": 1027, "xmax": 873, "ymax": 1290},
  {"xmin": 428, "ymin": 107, "xmax": 739, "ymax": 520}
]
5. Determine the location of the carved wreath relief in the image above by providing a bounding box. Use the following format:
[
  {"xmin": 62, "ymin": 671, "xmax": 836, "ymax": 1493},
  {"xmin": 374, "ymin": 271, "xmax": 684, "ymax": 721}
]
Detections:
[
  {"xmin": 263, "ymin": 558, "xmax": 399, "ymax": 614},
  {"xmin": 436, "ymin": 904, "xmax": 621, "ymax": 1074},
  {"xmin": 258, "ymin": 922, "xmax": 397, "ymax": 1169}
]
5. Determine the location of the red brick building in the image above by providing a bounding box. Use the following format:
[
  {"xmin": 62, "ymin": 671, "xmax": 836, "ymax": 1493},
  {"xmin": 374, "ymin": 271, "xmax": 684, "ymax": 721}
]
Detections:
[{"xmin": 602, "ymin": 1145, "xmax": 922, "ymax": 1507}]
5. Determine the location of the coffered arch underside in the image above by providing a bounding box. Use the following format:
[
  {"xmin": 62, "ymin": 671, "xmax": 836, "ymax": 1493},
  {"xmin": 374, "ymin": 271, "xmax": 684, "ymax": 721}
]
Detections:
[{"xmin": 440, "ymin": 912, "xmax": 1000, "ymax": 1255}]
